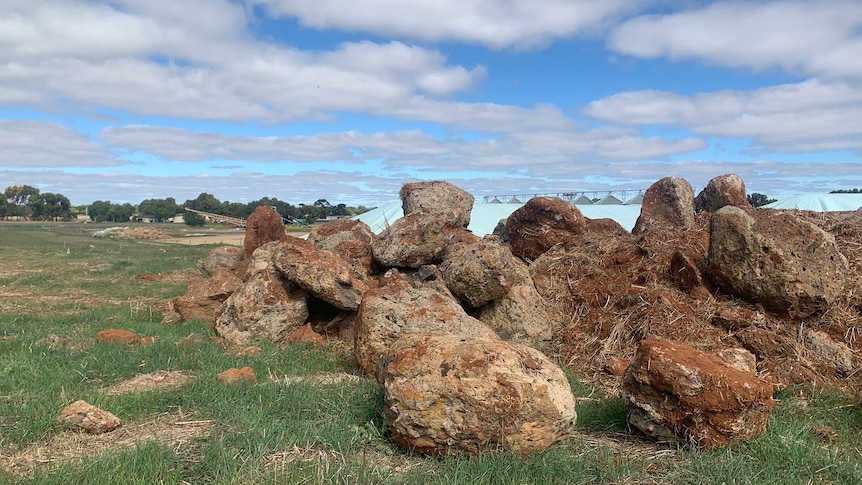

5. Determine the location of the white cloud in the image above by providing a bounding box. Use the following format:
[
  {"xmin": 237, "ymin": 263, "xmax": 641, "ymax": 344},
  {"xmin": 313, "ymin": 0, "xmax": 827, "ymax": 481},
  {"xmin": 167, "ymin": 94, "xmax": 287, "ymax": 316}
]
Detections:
[
  {"xmin": 101, "ymin": 126, "xmax": 450, "ymax": 162},
  {"xmin": 0, "ymin": 2, "xmax": 485, "ymax": 123},
  {"xmin": 609, "ymin": 0, "xmax": 862, "ymax": 79},
  {"xmin": 255, "ymin": 0, "xmax": 638, "ymax": 49},
  {"xmin": 584, "ymin": 79, "xmax": 862, "ymax": 153},
  {"xmin": 101, "ymin": 123, "xmax": 707, "ymax": 173},
  {"xmin": 0, "ymin": 121, "xmax": 120, "ymax": 167}
]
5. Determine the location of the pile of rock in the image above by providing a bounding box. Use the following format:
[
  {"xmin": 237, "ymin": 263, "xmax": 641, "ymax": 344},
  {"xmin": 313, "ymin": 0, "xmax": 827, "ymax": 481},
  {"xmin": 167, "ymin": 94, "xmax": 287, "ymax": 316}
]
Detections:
[
  {"xmin": 166, "ymin": 181, "xmax": 576, "ymax": 457},
  {"xmin": 161, "ymin": 174, "xmax": 860, "ymax": 453}
]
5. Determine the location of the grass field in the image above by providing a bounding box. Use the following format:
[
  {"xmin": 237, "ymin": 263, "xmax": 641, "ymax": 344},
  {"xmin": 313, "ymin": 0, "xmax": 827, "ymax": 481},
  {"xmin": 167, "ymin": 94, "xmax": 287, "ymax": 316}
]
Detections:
[{"xmin": 0, "ymin": 222, "xmax": 860, "ymax": 484}]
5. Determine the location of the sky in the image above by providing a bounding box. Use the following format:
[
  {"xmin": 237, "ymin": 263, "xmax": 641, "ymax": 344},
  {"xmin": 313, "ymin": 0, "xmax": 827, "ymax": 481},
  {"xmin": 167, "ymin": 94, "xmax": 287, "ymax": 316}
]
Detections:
[{"xmin": 2, "ymin": 0, "xmax": 862, "ymax": 207}]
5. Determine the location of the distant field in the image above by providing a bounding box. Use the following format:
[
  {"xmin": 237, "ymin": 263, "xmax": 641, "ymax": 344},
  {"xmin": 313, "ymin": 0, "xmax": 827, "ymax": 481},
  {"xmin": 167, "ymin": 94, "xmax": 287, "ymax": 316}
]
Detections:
[{"xmin": 0, "ymin": 222, "xmax": 860, "ymax": 484}]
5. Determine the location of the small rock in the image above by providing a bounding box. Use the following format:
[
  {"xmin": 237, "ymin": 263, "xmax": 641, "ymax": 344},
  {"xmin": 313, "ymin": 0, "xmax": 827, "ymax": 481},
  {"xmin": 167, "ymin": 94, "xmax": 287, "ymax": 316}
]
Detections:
[
  {"xmin": 669, "ymin": 251, "xmax": 702, "ymax": 293},
  {"xmin": 96, "ymin": 329, "xmax": 138, "ymax": 344},
  {"xmin": 58, "ymin": 400, "xmax": 121, "ymax": 434},
  {"xmin": 175, "ymin": 333, "xmax": 212, "ymax": 347},
  {"xmin": 805, "ymin": 330, "xmax": 855, "ymax": 376},
  {"xmin": 216, "ymin": 366, "xmax": 257, "ymax": 385},
  {"xmin": 286, "ymin": 324, "xmax": 326, "ymax": 346},
  {"xmin": 604, "ymin": 356, "xmax": 630, "ymax": 377}
]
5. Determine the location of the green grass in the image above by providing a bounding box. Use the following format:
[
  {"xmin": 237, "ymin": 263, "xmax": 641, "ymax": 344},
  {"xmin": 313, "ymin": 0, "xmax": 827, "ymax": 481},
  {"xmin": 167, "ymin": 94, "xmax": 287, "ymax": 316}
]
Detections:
[{"xmin": 1, "ymin": 222, "xmax": 861, "ymax": 484}]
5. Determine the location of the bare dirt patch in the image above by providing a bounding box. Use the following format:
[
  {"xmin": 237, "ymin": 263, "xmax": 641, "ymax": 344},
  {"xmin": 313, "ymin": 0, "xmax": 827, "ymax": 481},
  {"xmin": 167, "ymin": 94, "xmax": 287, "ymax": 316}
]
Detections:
[
  {"xmin": 157, "ymin": 233, "xmax": 246, "ymax": 246},
  {"xmin": 0, "ymin": 409, "xmax": 213, "ymax": 479}
]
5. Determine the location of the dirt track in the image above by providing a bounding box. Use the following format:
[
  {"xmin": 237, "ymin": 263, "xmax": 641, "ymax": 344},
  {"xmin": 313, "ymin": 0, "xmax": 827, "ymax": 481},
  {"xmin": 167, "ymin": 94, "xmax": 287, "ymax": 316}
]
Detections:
[{"xmin": 155, "ymin": 231, "xmax": 310, "ymax": 246}]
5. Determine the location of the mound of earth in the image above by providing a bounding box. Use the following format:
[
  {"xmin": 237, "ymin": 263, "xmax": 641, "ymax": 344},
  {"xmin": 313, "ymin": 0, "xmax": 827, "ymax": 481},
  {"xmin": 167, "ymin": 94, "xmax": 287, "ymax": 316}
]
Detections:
[
  {"xmin": 92, "ymin": 227, "xmax": 170, "ymax": 240},
  {"xmin": 534, "ymin": 208, "xmax": 862, "ymax": 397}
]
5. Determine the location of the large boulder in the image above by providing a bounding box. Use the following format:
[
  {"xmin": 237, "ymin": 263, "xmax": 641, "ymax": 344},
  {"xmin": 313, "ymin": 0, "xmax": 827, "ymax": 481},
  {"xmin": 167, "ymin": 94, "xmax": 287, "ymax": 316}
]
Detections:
[
  {"xmin": 505, "ymin": 197, "xmax": 586, "ymax": 261},
  {"xmin": 169, "ymin": 267, "xmax": 242, "ymax": 323},
  {"xmin": 272, "ymin": 237, "xmax": 367, "ymax": 311},
  {"xmin": 214, "ymin": 269, "xmax": 309, "ymax": 345},
  {"xmin": 694, "ymin": 173, "xmax": 752, "ymax": 213},
  {"xmin": 632, "ymin": 177, "xmax": 695, "ymax": 235},
  {"xmin": 381, "ymin": 333, "xmax": 577, "ymax": 457},
  {"xmin": 307, "ymin": 219, "xmax": 377, "ymax": 279},
  {"xmin": 371, "ymin": 210, "xmax": 463, "ymax": 268},
  {"xmin": 707, "ymin": 206, "xmax": 849, "ymax": 319},
  {"xmin": 243, "ymin": 206, "xmax": 287, "ymax": 259},
  {"xmin": 400, "ymin": 180, "xmax": 474, "ymax": 228},
  {"xmin": 477, "ymin": 285, "xmax": 555, "ymax": 343},
  {"xmin": 354, "ymin": 278, "xmax": 498, "ymax": 379},
  {"xmin": 623, "ymin": 338, "xmax": 775, "ymax": 449},
  {"xmin": 198, "ymin": 246, "xmax": 244, "ymax": 276},
  {"xmin": 476, "ymin": 258, "xmax": 556, "ymax": 343},
  {"xmin": 439, "ymin": 237, "xmax": 516, "ymax": 308}
]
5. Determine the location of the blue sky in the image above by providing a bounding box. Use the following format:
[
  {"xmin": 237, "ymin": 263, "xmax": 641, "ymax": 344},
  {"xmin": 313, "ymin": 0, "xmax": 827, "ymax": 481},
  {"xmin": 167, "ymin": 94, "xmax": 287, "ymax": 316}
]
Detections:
[{"xmin": 2, "ymin": 0, "xmax": 861, "ymax": 207}]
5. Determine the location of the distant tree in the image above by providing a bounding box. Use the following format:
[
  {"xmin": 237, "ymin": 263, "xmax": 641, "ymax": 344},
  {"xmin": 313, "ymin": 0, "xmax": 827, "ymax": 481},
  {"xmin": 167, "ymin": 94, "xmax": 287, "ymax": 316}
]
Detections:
[
  {"xmin": 747, "ymin": 193, "xmax": 777, "ymax": 207},
  {"xmin": 313, "ymin": 198, "xmax": 332, "ymax": 216},
  {"xmin": 184, "ymin": 212, "xmax": 206, "ymax": 227},
  {"xmin": 39, "ymin": 193, "xmax": 72, "ymax": 221},
  {"xmin": 183, "ymin": 193, "xmax": 222, "ymax": 213},
  {"xmin": 108, "ymin": 203, "xmax": 135, "ymax": 222},
  {"xmin": 221, "ymin": 201, "xmax": 248, "ymax": 219},
  {"xmin": 88, "ymin": 200, "xmax": 113, "ymax": 222},
  {"xmin": 4, "ymin": 185, "xmax": 41, "ymax": 219},
  {"xmin": 138, "ymin": 198, "xmax": 178, "ymax": 222},
  {"xmin": 830, "ymin": 188, "xmax": 861, "ymax": 193}
]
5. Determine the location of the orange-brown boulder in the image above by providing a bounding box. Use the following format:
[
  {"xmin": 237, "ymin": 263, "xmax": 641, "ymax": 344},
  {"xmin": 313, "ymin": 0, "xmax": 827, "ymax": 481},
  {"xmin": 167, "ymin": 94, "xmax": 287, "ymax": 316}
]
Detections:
[
  {"xmin": 214, "ymin": 268, "xmax": 309, "ymax": 345},
  {"xmin": 439, "ymin": 237, "xmax": 516, "ymax": 308},
  {"xmin": 380, "ymin": 333, "xmax": 576, "ymax": 457},
  {"xmin": 272, "ymin": 236, "xmax": 367, "ymax": 311},
  {"xmin": 632, "ymin": 176, "xmax": 694, "ymax": 235},
  {"xmin": 623, "ymin": 338, "xmax": 774, "ymax": 449},
  {"xmin": 170, "ymin": 267, "xmax": 242, "ymax": 323},
  {"xmin": 199, "ymin": 245, "xmax": 244, "ymax": 275},
  {"xmin": 354, "ymin": 279, "xmax": 498, "ymax": 380},
  {"xmin": 307, "ymin": 218, "xmax": 377, "ymax": 278},
  {"xmin": 243, "ymin": 206, "xmax": 286, "ymax": 259},
  {"xmin": 707, "ymin": 206, "xmax": 848, "ymax": 319},
  {"xmin": 694, "ymin": 173, "xmax": 752, "ymax": 213},
  {"xmin": 505, "ymin": 197, "xmax": 586, "ymax": 261},
  {"xmin": 400, "ymin": 180, "xmax": 474, "ymax": 228},
  {"xmin": 371, "ymin": 210, "xmax": 463, "ymax": 268}
]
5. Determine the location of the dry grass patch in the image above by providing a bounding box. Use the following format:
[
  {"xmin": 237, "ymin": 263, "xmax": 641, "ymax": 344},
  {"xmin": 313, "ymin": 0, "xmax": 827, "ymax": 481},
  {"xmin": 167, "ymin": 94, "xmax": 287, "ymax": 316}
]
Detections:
[
  {"xmin": 0, "ymin": 409, "xmax": 213, "ymax": 479},
  {"xmin": 262, "ymin": 444, "xmax": 423, "ymax": 479},
  {"xmin": 102, "ymin": 370, "xmax": 197, "ymax": 396}
]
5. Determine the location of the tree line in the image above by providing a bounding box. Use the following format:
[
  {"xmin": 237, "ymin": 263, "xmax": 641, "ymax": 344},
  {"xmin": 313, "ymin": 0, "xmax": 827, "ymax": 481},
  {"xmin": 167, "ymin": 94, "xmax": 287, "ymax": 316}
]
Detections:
[
  {"xmin": 1, "ymin": 185, "xmax": 373, "ymax": 224},
  {"xmin": 0, "ymin": 185, "xmax": 72, "ymax": 221}
]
